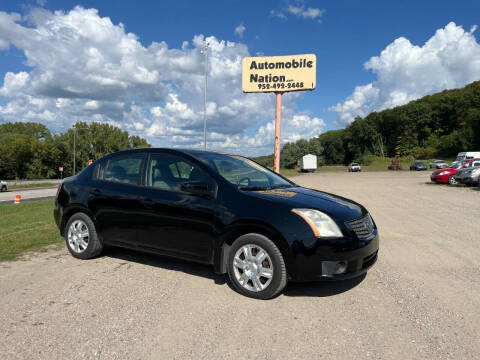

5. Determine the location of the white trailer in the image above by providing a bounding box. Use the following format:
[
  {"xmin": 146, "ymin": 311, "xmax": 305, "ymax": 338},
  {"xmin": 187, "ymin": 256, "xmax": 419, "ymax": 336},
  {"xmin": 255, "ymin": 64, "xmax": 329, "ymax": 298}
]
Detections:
[
  {"xmin": 456, "ymin": 152, "xmax": 480, "ymax": 161},
  {"xmin": 300, "ymin": 154, "xmax": 317, "ymax": 172}
]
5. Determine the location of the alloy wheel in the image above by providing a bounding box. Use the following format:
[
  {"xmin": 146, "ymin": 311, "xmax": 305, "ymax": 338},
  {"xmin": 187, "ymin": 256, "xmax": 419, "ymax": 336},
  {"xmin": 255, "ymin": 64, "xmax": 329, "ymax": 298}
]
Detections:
[
  {"xmin": 233, "ymin": 244, "xmax": 274, "ymax": 292},
  {"xmin": 67, "ymin": 220, "xmax": 90, "ymax": 253}
]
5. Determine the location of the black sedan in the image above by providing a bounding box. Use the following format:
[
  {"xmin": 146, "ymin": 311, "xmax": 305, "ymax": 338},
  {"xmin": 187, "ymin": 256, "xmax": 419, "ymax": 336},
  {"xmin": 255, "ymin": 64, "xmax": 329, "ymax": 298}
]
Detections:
[
  {"xmin": 410, "ymin": 161, "xmax": 427, "ymax": 171},
  {"xmin": 54, "ymin": 149, "xmax": 379, "ymax": 299}
]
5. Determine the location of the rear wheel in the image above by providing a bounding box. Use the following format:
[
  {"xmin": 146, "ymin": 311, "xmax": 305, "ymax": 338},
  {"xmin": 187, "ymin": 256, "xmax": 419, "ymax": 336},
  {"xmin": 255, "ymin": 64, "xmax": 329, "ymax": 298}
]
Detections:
[
  {"xmin": 228, "ymin": 233, "xmax": 287, "ymax": 300},
  {"xmin": 448, "ymin": 175, "xmax": 457, "ymax": 185},
  {"xmin": 1, "ymin": 185, "xmax": 6, "ymax": 192},
  {"xmin": 65, "ymin": 213, "xmax": 103, "ymax": 259}
]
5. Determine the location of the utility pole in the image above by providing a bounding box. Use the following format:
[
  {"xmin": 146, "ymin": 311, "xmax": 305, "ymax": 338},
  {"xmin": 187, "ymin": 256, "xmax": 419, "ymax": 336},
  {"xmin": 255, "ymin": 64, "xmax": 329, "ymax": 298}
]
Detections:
[
  {"xmin": 72, "ymin": 123, "xmax": 89, "ymax": 176},
  {"xmin": 200, "ymin": 41, "xmax": 209, "ymax": 150},
  {"xmin": 73, "ymin": 125, "xmax": 76, "ymax": 176}
]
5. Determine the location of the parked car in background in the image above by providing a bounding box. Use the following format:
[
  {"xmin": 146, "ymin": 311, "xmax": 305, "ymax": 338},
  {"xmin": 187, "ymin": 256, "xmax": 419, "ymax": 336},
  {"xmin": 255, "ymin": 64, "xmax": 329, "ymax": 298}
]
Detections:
[
  {"xmin": 429, "ymin": 160, "xmax": 448, "ymax": 169},
  {"xmin": 454, "ymin": 159, "xmax": 480, "ymax": 185},
  {"xmin": 410, "ymin": 161, "xmax": 427, "ymax": 171},
  {"xmin": 348, "ymin": 163, "xmax": 361, "ymax": 172},
  {"xmin": 455, "ymin": 151, "xmax": 480, "ymax": 162},
  {"xmin": 430, "ymin": 159, "xmax": 478, "ymax": 185},
  {"xmin": 54, "ymin": 148, "xmax": 379, "ymax": 299},
  {"xmin": 0, "ymin": 180, "xmax": 7, "ymax": 192}
]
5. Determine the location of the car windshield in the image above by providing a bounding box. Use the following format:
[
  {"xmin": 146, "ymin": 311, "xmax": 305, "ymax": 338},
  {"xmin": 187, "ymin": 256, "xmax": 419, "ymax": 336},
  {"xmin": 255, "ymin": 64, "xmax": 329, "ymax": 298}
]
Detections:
[
  {"xmin": 450, "ymin": 161, "xmax": 466, "ymax": 169},
  {"xmin": 197, "ymin": 153, "xmax": 293, "ymax": 190},
  {"xmin": 351, "ymin": 163, "xmax": 359, "ymax": 166}
]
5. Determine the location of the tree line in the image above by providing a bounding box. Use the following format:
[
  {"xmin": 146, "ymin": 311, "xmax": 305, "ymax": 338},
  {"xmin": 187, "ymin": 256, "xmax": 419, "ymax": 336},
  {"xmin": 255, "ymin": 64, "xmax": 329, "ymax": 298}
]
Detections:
[
  {"xmin": 0, "ymin": 122, "xmax": 150, "ymax": 180},
  {"xmin": 255, "ymin": 80, "xmax": 480, "ymax": 168}
]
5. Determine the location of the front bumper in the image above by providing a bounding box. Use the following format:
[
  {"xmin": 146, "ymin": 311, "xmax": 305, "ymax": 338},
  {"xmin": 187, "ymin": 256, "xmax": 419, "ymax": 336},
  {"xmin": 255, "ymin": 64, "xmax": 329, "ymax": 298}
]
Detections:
[
  {"xmin": 289, "ymin": 233, "xmax": 379, "ymax": 282},
  {"xmin": 455, "ymin": 175, "xmax": 479, "ymax": 184},
  {"xmin": 430, "ymin": 174, "xmax": 449, "ymax": 183}
]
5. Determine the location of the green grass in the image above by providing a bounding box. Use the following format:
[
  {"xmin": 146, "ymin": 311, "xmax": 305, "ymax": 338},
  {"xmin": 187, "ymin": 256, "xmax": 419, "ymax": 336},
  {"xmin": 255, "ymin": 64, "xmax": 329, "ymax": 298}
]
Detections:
[
  {"xmin": 8, "ymin": 182, "xmax": 59, "ymax": 190},
  {"xmin": 0, "ymin": 199, "xmax": 63, "ymax": 261}
]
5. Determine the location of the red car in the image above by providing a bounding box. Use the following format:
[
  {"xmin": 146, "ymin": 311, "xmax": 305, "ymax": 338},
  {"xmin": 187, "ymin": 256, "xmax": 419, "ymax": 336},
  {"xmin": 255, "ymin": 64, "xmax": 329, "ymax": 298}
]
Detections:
[{"xmin": 430, "ymin": 158, "xmax": 480, "ymax": 185}]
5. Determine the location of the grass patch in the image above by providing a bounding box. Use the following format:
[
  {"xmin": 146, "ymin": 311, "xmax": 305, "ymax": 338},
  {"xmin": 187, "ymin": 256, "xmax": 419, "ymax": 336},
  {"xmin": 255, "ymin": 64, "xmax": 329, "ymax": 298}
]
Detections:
[
  {"xmin": 8, "ymin": 182, "xmax": 59, "ymax": 190},
  {"xmin": 0, "ymin": 199, "xmax": 63, "ymax": 261}
]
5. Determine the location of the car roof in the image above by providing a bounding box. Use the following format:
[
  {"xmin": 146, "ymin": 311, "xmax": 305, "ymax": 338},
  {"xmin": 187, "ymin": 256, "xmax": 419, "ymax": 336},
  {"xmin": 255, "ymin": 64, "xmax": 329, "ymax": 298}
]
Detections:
[{"xmin": 99, "ymin": 148, "xmax": 243, "ymax": 161}]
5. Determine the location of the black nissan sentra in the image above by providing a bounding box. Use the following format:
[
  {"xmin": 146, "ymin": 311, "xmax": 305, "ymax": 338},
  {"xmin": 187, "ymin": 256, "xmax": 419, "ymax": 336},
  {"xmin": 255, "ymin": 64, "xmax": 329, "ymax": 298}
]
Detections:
[{"xmin": 54, "ymin": 148, "xmax": 379, "ymax": 299}]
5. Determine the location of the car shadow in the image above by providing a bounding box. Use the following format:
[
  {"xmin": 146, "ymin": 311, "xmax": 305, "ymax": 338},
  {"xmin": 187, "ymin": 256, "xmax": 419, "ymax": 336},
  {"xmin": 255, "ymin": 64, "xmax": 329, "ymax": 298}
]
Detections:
[
  {"xmin": 283, "ymin": 273, "xmax": 366, "ymax": 297},
  {"xmin": 104, "ymin": 247, "xmax": 227, "ymax": 285},
  {"xmin": 103, "ymin": 247, "xmax": 366, "ymax": 297}
]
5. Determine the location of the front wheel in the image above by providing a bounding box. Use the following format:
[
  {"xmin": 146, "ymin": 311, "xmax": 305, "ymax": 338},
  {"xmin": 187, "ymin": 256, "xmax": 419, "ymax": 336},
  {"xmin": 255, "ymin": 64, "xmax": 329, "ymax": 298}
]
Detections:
[
  {"xmin": 0, "ymin": 185, "xmax": 6, "ymax": 192},
  {"xmin": 448, "ymin": 175, "xmax": 457, "ymax": 185},
  {"xmin": 228, "ymin": 233, "xmax": 287, "ymax": 300}
]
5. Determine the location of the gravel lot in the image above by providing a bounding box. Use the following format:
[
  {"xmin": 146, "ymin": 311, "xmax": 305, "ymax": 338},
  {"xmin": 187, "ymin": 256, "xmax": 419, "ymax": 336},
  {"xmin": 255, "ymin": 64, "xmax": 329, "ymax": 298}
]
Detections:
[{"xmin": 1, "ymin": 171, "xmax": 479, "ymax": 359}]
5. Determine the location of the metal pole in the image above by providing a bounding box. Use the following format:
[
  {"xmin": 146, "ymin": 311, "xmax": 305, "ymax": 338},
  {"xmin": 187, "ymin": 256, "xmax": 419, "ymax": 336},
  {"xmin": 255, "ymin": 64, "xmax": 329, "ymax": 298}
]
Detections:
[
  {"xmin": 274, "ymin": 92, "xmax": 283, "ymax": 173},
  {"xmin": 73, "ymin": 125, "xmax": 76, "ymax": 176},
  {"xmin": 203, "ymin": 42, "xmax": 209, "ymax": 150}
]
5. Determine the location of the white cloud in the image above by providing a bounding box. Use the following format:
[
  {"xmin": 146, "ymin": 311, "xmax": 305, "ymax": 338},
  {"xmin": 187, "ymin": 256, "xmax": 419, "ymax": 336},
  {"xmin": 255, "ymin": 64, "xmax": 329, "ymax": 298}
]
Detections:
[
  {"xmin": 270, "ymin": 2, "xmax": 325, "ymax": 22},
  {"xmin": 286, "ymin": 5, "xmax": 324, "ymax": 21},
  {"xmin": 0, "ymin": 7, "xmax": 324, "ymax": 156},
  {"xmin": 270, "ymin": 10, "xmax": 287, "ymax": 20},
  {"xmin": 330, "ymin": 22, "xmax": 480, "ymax": 125},
  {"xmin": 234, "ymin": 24, "xmax": 246, "ymax": 38}
]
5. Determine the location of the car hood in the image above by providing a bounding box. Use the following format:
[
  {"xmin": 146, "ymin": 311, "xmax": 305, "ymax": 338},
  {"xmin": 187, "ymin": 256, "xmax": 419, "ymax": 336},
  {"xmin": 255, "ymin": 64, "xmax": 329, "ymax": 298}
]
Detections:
[
  {"xmin": 245, "ymin": 186, "xmax": 366, "ymax": 222},
  {"xmin": 456, "ymin": 168, "xmax": 472, "ymax": 176},
  {"xmin": 433, "ymin": 168, "xmax": 456, "ymax": 175}
]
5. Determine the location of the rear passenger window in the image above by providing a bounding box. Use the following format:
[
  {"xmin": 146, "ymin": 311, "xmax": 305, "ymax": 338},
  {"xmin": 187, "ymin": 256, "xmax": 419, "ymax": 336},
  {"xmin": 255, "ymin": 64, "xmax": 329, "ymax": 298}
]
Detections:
[{"xmin": 100, "ymin": 155, "xmax": 144, "ymax": 185}]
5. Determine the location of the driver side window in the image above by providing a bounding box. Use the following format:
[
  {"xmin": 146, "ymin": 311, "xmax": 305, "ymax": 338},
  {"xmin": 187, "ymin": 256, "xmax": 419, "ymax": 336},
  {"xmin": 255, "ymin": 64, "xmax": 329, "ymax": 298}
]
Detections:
[{"xmin": 147, "ymin": 154, "xmax": 211, "ymax": 192}]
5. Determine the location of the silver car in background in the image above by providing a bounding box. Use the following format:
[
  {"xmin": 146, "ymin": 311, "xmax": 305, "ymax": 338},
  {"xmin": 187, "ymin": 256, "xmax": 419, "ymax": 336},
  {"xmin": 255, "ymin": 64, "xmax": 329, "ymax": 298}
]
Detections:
[
  {"xmin": 0, "ymin": 180, "xmax": 7, "ymax": 192},
  {"xmin": 429, "ymin": 160, "xmax": 448, "ymax": 169}
]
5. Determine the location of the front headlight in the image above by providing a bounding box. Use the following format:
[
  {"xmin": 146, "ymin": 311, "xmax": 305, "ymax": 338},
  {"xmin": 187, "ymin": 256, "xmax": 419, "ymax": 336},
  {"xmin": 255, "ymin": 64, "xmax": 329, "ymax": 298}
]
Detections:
[
  {"xmin": 438, "ymin": 171, "xmax": 450, "ymax": 176},
  {"xmin": 292, "ymin": 209, "xmax": 343, "ymax": 237},
  {"xmin": 471, "ymin": 168, "xmax": 480, "ymax": 176}
]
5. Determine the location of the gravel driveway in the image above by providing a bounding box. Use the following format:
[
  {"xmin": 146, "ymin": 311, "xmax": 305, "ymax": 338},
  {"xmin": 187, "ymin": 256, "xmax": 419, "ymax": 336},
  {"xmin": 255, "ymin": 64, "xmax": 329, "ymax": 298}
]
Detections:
[{"xmin": 1, "ymin": 171, "xmax": 479, "ymax": 359}]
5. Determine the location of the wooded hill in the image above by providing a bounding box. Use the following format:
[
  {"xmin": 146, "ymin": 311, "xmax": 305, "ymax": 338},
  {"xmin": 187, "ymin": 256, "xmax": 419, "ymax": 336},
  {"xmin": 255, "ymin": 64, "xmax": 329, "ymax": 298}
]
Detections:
[
  {"xmin": 0, "ymin": 122, "xmax": 150, "ymax": 180},
  {"xmin": 255, "ymin": 80, "xmax": 480, "ymax": 168}
]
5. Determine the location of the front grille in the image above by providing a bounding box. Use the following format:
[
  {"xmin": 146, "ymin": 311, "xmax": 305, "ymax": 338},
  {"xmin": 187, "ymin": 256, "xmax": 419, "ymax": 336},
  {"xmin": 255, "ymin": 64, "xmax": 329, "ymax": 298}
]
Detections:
[{"xmin": 346, "ymin": 214, "xmax": 375, "ymax": 240}]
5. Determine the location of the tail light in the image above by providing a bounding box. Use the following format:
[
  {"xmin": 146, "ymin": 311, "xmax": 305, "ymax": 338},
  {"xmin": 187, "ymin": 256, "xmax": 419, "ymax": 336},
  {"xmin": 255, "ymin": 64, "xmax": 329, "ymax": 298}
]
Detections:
[{"xmin": 56, "ymin": 183, "xmax": 63, "ymax": 198}]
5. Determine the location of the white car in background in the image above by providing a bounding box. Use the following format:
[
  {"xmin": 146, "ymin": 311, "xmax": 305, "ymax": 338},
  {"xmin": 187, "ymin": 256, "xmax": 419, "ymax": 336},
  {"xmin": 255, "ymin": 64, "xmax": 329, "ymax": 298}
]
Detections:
[
  {"xmin": 1, "ymin": 180, "xmax": 7, "ymax": 192},
  {"xmin": 348, "ymin": 163, "xmax": 362, "ymax": 172}
]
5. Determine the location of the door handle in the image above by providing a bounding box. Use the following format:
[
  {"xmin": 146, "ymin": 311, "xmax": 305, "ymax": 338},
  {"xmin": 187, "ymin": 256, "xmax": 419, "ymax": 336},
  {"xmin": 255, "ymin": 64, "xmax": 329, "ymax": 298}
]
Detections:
[
  {"xmin": 142, "ymin": 198, "xmax": 154, "ymax": 208},
  {"xmin": 91, "ymin": 189, "xmax": 101, "ymax": 197}
]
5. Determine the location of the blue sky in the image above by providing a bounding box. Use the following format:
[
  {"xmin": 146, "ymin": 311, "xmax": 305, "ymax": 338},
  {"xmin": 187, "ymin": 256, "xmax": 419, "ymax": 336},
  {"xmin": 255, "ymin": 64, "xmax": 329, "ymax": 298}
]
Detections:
[{"xmin": 0, "ymin": 0, "xmax": 479, "ymax": 155}]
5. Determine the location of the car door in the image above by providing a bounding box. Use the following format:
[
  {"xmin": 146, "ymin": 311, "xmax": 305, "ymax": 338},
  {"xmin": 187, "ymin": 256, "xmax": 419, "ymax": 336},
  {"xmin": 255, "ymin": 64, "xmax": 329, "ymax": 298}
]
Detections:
[
  {"xmin": 135, "ymin": 152, "xmax": 218, "ymax": 263},
  {"xmin": 89, "ymin": 153, "xmax": 146, "ymax": 247}
]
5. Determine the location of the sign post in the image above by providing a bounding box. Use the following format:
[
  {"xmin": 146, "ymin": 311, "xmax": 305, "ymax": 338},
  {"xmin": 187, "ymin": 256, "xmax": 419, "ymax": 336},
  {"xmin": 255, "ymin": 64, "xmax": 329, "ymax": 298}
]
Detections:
[
  {"xmin": 59, "ymin": 166, "xmax": 63, "ymax": 179},
  {"xmin": 242, "ymin": 54, "xmax": 316, "ymax": 173},
  {"xmin": 274, "ymin": 92, "xmax": 283, "ymax": 173}
]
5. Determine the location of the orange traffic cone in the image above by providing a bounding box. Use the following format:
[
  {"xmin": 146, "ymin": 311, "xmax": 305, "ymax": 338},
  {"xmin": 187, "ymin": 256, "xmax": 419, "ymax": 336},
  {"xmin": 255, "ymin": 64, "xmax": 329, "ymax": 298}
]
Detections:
[{"xmin": 14, "ymin": 194, "xmax": 21, "ymax": 204}]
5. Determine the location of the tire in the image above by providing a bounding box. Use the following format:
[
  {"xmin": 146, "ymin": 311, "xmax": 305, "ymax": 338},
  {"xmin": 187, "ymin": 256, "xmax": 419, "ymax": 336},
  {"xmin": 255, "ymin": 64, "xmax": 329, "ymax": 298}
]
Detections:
[
  {"xmin": 64, "ymin": 213, "xmax": 103, "ymax": 259},
  {"xmin": 448, "ymin": 175, "xmax": 457, "ymax": 185},
  {"xmin": 1, "ymin": 185, "xmax": 6, "ymax": 192},
  {"xmin": 227, "ymin": 233, "xmax": 287, "ymax": 300}
]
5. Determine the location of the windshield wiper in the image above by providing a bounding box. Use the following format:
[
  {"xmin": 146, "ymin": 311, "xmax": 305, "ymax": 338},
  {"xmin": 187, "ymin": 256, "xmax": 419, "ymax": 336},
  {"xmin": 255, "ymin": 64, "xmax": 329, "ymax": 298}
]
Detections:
[
  {"xmin": 270, "ymin": 184, "xmax": 294, "ymax": 189},
  {"xmin": 238, "ymin": 186, "xmax": 272, "ymax": 191}
]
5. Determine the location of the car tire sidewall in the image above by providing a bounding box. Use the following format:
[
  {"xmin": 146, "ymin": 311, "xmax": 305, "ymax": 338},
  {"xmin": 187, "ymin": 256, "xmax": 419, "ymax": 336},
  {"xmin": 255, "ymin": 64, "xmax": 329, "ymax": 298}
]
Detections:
[
  {"xmin": 448, "ymin": 175, "xmax": 457, "ymax": 185},
  {"xmin": 1, "ymin": 185, "xmax": 6, "ymax": 192},
  {"xmin": 227, "ymin": 233, "xmax": 287, "ymax": 300},
  {"xmin": 65, "ymin": 213, "xmax": 103, "ymax": 259}
]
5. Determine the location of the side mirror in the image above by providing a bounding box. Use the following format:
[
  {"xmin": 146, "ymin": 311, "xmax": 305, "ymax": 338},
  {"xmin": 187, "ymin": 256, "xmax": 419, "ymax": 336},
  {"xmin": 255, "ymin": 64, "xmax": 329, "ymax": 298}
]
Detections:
[{"xmin": 180, "ymin": 181, "xmax": 212, "ymax": 197}]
